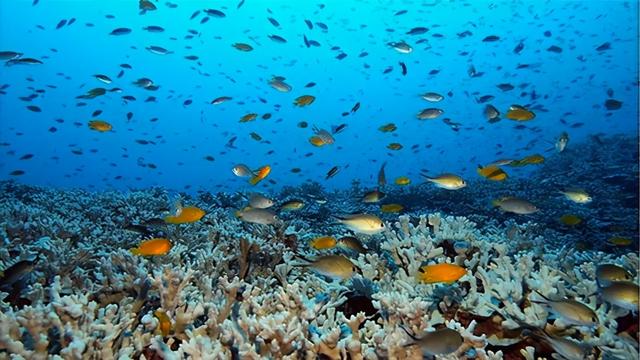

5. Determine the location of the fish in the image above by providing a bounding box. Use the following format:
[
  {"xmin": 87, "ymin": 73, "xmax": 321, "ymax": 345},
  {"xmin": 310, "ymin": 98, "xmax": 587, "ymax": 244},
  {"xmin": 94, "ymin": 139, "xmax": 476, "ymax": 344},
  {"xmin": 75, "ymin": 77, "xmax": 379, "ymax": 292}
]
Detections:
[
  {"xmin": 559, "ymin": 214, "xmax": 582, "ymax": 226},
  {"xmin": 531, "ymin": 291, "xmax": 598, "ymax": 326},
  {"xmin": 164, "ymin": 206, "xmax": 206, "ymax": 224},
  {"xmin": 300, "ymin": 255, "xmax": 358, "ymax": 280},
  {"xmin": 129, "ymin": 238, "xmax": 172, "ymax": 256},
  {"xmin": 211, "ymin": 96, "xmax": 232, "ymax": 105},
  {"xmin": 268, "ymin": 34, "xmax": 287, "ymax": 43},
  {"xmin": 0, "ymin": 51, "xmax": 22, "ymax": 60},
  {"xmin": 554, "ymin": 132, "xmax": 569, "ymax": 152},
  {"xmin": 0, "ymin": 257, "xmax": 38, "ymax": 290},
  {"xmin": 394, "ymin": 176, "xmax": 411, "ymax": 186},
  {"xmin": 601, "ymin": 281, "xmax": 639, "ymax": 311},
  {"xmin": 335, "ymin": 214, "xmax": 385, "ymax": 235},
  {"xmin": 401, "ymin": 327, "xmax": 463, "ymax": 356},
  {"xmin": 416, "ymin": 263, "xmax": 466, "ymax": 284},
  {"xmin": 248, "ymin": 193, "xmax": 274, "ymax": 209},
  {"xmin": 146, "ymin": 46, "xmax": 172, "ymax": 55},
  {"xmin": 240, "ymin": 113, "xmax": 258, "ymax": 122},
  {"xmin": 604, "ymin": 99, "xmax": 622, "ymax": 110},
  {"xmin": 309, "ymin": 236, "xmax": 337, "ymax": 250},
  {"xmin": 232, "ymin": 43, "xmax": 253, "ymax": 52},
  {"xmin": 154, "ymin": 310, "xmax": 171, "ymax": 337},
  {"xmin": 422, "ymin": 173, "xmax": 466, "ymax": 190},
  {"xmin": 325, "ymin": 166, "xmax": 340, "ymax": 179},
  {"xmin": 336, "ymin": 236, "xmax": 367, "ymax": 253},
  {"xmin": 142, "ymin": 25, "xmax": 164, "ymax": 32},
  {"xmin": 378, "ymin": 162, "xmax": 387, "ymax": 187},
  {"xmin": 5, "ymin": 58, "xmax": 43, "ymax": 65},
  {"xmin": 595, "ymin": 264, "xmax": 633, "ymax": 287},
  {"xmin": 379, "ymin": 123, "xmax": 397, "ymax": 132},
  {"xmin": 249, "ymin": 165, "xmax": 271, "ymax": 185},
  {"xmin": 523, "ymin": 328, "xmax": 592, "ymax": 360},
  {"xmin": 280, "ymin": 199, "xmax": 305, "ymax": 211},
  {"xmin": 269, "ymin": 76, "xmax": 292, "ymax": 92},
  {"xmin": 235, "ymin": 207, "xmax": 278, "ymax": 225},
  {"xmin": 388, "ymin": 41, "xmax": 412, "ymax": 53},
  {"xmin": 399, "ymin": 61, "xmax": 407, "ymax": 75},
  {"xmin": 204, "ymin": 9, "xmax": 225, "ymax": 17},
  {"xmin": 608, "ymin": 237, "xmax": 632, "ymax": 247},
  {"xmin": 477, "ymin": 165, "xmax": 507, "ymax": 181},
  {"xmin": 110, "ymin": 27, "xmax": 132, "ymax": 36},
  {"xmin": 362, "ymin": 190, "xmax": 385, "ymax": 203},
  {"xmin": 406, "ymin": 27, "xmax": 428, "ymax": 35},
  {"xmin": 420, "ymin": 92, "xmax": 444, "ymax": 102},
  {"xmin": 559, "ymin": 189, "xmax": 591, "ymax": 204},
  {"xmin": 88, "ymin": 120, "xmax": 112, "ymax": 132},
  {"xmin": 351, "ymin": 102, "xmax": 361, "ymax": 113},
  {"xmin": 387, "ymin": 143, "xmax": 403, "ymax": 150},
  {"xmin": 492, "ymin": 197, "xmax": 538, "ymax": 214},
  {"xmin": 94, "ymin": 74, "xmax": 112, "ymax": 84},
  {"xmin": 139, "ymin": 0, "xmax": 157, "ymax": 11},
  {"xmin": 381, "ymin": 204, "xmax": 404, "ymax": 213},
  {"xmin": 293, "ymin": 95, "xmax": 315, "ymax": 107},
  {"xmin": 505, "ymin": 105, "xmax": 535, "ymax": 121},
  {"xmin": 417, "ymin": 108, "xmax": 444, "ymax": 120}
]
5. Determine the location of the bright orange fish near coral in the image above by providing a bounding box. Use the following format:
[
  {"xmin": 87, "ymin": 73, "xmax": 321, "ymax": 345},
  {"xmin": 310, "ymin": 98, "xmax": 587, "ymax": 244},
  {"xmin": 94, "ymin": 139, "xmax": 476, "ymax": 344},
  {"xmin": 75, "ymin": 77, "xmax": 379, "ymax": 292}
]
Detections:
[
  {"xmin": 416, "ymin": 263, "xmax": 466, "ymax": 284},
  {"xmin": 164, "ymin": 206, "xmax": 206, "ymax": 224},
  {"xmin": 130, "ymin": 238, "xmax": 172, "ymax": 256},
  {"xmin": 249, "ymin": 165, "xmax": 271, "ymax": 185}
]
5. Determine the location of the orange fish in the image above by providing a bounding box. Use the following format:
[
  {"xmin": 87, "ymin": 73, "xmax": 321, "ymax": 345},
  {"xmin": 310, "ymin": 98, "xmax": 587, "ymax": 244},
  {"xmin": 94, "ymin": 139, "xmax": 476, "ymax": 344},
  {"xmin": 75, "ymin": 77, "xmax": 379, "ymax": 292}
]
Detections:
[
  {"xmin": 154, "ymin": 310, "xmax": 172, "ymax": 337},
  {"xmin": 249, "ymin": 165, "xmax": 271, "ymax": 185},
  {"xmin": 416, "ymin": 263, "xmax": 466, "ymax": 284},
  {"xmin": 309, "ymin": 236, "xmax": 337, "ymax": 250},
  {"xmin": 505, "ymin": 105, "xmax": 535, "ymax": 121},
  {"xmin": 164, "ymin": 206, "xmax": 206, "ymax": 224},
  {"xmin": 294, "ymin": 95, "xmax": 316, "ymax": 107},
  {"xmin": 88, "ymin": 120, "xmax": 112, "ymax": 132},
  {"xmin": 130, "ymin": 238, "xmax": 172, "ymax": 256}
]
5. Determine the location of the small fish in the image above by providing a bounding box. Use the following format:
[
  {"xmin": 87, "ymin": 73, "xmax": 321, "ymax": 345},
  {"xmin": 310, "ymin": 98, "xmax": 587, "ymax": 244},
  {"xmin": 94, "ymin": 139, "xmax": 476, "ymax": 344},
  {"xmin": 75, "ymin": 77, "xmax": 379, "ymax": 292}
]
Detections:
[
  {"xmin": 351, "ymin": 102, "xmax": 361, "ymax": 113},
  {"xmin": 416, "ymin": 263, "xmax": 466, "ymax": 284},
  {"xmin": 394, "ymin": 176, "xmax": 411, "ymax": 186},
  {"xmin": 477, "ymin": 165, "xmax": 507, "ymax": 181},
  {"xmin": 146, "ymin": 45, "xmax": 172, "ymax": 55},
  {"xmin": 240, "ymin": 113, "xmax": 258, "ymax": 122},
  {"xmin": 406, "ymin": 27, "xmax": 428, "ymax": 35},
  {"xmin": 506, "ymin": 105, "xmax": 535, "ymax": 121},
  {"xmin": 301, "ymin": 255, "xmax": 358, "ymax": 280},
  {"xmin": 381, "ymin": 203, "xmax": 404, "ymax": 213},
  {"xmin": 482, "ymin": 35, "xmax": 500, "ymax": 42},
  {"xmin": 387, "ymin": 143, "xmax": 403, "ymax": 150},
  {"xmin": 309, "ymin": 236, "xmax": 337, "ymax": 250},
  {"xmin": 280, "ymin": 199, "xmax": 305, "ymax": 211},
  {"xmin": 484, "ymin": 104, "xmax": 500, "ymax": 124},
  {"xmin": 249, "ymin": 165, "xmax": 271, "ymax": 185},
  {"xmin": 0, "ymin": 257, "xmax": 38, "ymax": 290},
  {"xmin": 379, "ymin": 123, "xmax": 397, "ymax": 132},
  {"xmin": 0, "ymin": 51, "xmax": 23, "ymax": 60},
  {"xmin": 531, "ymin": 291, "xmax": 598, "ymax": 326},
  {"xmin": 402, "ymin": 327, "xmax": 463, "ymax": 357},
  {"xmin": 378, "ymin": 162, "xmax": 387, "ymax": 187},
  {"xmin": 423, "ymin": 173, "xmax": 466, "ymax": 190},
  {"xmin": 130, "ymin": 238, "xmax": 172, "ymax": 256},
  {"xmin": 88, "ymin": 120, "xmax": 112, "ymax": 132},
  {"xmin": 595, "ymin": 264, "xmax": 633, "ymax": 287},
  {"xmin": 232, "ymin": 43, "xmax": 253, "ymax": 52},
  {"xmin": 335, "ymin": 214, "xmax": 385, "ymax": 235},
  {"xmin": 268, "ymin": 34, "xmax": 287, "ymax": 43},
  {"xmin": 559, "ymin": 188, "xmax": 591, "ymax": 204},
  {"xmin": 154, "ymin": 310, "xmax": 172, "ymax": 337},
  {"xmin": 139, "ymin": 0, "xmax": 157, "ymax": 11},
  {"xmin": 94, "ymin": 74, "xmax": 112, "ymax": 84},
  {"xmin": 604, "ymin": 99, "xmax": 622, "ymax": 110},
  {"xmin": 294, "ymin": 95, "xmax": 315, "ymax": 107},
  {"xmin": 164, "ymin": 206, "xmax": 205, "ymax": 224},
  {"xmin": 362, "ymin": 190, "xmax": 385, "ymax": 203},
  {"xmin": 235, "ymin": 207, "xmax": 278, "ymax": 225},
  {"xmin": 325, "ymin": 166, "xmax": 340, "ymax": 179},
  {"xmin": 142, "ymin": 25, "xmax": 164, "ymax": 32},
  {"xmin": 269, "ymin": 76, "xmax": 292, "ymax": 92},
  {"xmin": 211, "ymin": 96, "xmax": 232, "ymax": 105},
  {"xmin": 417, "ymin": 108, "xmax": 444, "ymax": 120},
  {"xmin": 110, "ymin": 27, "xmax": 132, "ymax": 36},
  {"xmin": 248, "ymin": 193, "xmax": 274, "ymax": 209},
  {"xmin": 492, "ymin": 197, "xmax": 538, "ymax": 214},
  {"xmin": 420, "ymin": 92, "xmax": 444, "ymax": 102},
  {"xmin": 608, "ymin": 236, "xmax": 632, "ymax": 247},
  {"xmin": 559, "ymin": 214, "xmax": 582, "ymax": 226},
  {"xmin": 399, "ymin": 61, "xmax": 407, "ymax": 75},
  {"xmin": 388, "ymin": 41, "xmax": 412, "ymax": 54},
  {"xmin": 554, "ymin": 132, "xmax": 569, "ymax": 152},
  {"xmin": 336, "ymin": 236, "xmax": 367, "ymax": 253},
  {"xmin": 601, "ymin": 281, "xmax": 639, "ymax": 311},
  {"xmin": 204, "ymin": 9, "xmax": 226, "ymax": 17}
]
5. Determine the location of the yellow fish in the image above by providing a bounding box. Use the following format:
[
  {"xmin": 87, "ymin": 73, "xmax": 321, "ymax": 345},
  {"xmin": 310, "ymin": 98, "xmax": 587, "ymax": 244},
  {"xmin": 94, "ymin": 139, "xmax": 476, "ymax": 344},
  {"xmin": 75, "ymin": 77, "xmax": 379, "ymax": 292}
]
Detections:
[
  {"xmin": 154, "ymin": 310, "xmax": 172, "ymax": 337},
  {"xmin": 309, "ymin": 135, "xmax": 327, "ymax": 147},
  {"xmin": 164, "ymin": 206, "xmax": 206, "ymax": 224},
  {"xmin": 477, "ymin": 164, "xmax": 507, "ymax": 181},
  {"xmin": 560, "ymin": 189, "xmax": 592, "ymax": 204},
  {"xmin": 240, "ymin": 113, "xmax": 258, "ymax": 122},
  {"xmin": 505, "ymin": 105, "xmax": 535, "ymax": 121},
  {"xmin": 381, "ymin": 203, "xmax": 404, "ymax": 213},
  {"xmin": 387, "ymin": 143, "xmax": 403, "ymax": 150},
  {"xmin": 293, "ymin": 95, "xmax": 316, "ymax": 107},
  {"xmin": 416, "ymin": 263, "xmax": 466, "ymax": 284},
  {"xmin": 88, "ymin": 120, "xmax": 112, "ymax": 132},
  {"xmin": 249, "ymin": 165, "xmax": 271, "ymax": 185},
  {"xmin": 309, "ymin": 236, "xmax": 337, "ymax": 250},
  {"xmin": 130, "ymin": 238, "xmax": 172, "ymax": 256},
  {"xmin": 394, "ymin": 176, "xmax": 411, "ymax": 186},
  {"xmin": 423, "ymin": 173, "xmax": 466, "ymax": 190},
  {"xmin": 559, "ymin": 214, "xmax": 582, "ymax": 226},
  {"xmin": 379, "ymin": 123, "xmax": 397, "ymax": 132},
  {"xmin": 608, "ymin": 236, "xmax": 632, "ymax": 246}
]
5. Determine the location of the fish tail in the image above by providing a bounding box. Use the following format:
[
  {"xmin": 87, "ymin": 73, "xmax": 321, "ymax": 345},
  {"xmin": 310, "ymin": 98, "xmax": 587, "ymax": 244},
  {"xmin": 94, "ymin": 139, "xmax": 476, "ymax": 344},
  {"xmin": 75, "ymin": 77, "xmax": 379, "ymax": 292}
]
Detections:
[
  {"xmin": 248, "ymin": 176, "xmax": 260, "ymax": 185},
  {"xmin": 129, "ymin": 248, "xmax": 141, "ymax": 256},
  {"xmin": 491, "ymin": 199, "xmax": 501, "ymax": 207}
]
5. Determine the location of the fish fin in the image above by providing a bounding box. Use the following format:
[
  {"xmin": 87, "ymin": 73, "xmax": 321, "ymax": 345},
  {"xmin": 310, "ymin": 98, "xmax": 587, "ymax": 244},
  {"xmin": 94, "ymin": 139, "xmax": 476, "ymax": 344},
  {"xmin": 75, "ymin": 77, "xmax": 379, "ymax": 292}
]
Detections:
[
  {"xmin": 531, "ymin": 290, "xmax": 551, "ymax": 302},
  {"xmin": 491, "ymin": 199, "xmax": 501, "ymax": 207}
]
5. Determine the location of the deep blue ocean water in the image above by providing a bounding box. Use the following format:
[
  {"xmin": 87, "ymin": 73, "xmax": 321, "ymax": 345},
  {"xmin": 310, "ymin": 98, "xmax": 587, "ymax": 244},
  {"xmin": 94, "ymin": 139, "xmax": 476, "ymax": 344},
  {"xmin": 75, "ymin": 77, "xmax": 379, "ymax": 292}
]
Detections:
[{"xmin": 0, "ymin": 0, "xmax": 637, "ymax": 193}]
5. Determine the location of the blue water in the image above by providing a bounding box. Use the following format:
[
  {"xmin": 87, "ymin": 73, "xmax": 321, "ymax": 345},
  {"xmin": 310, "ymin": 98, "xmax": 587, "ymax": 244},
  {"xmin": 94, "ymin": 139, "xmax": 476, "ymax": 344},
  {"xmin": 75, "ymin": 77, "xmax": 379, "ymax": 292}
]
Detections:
[{"xmin": 0, "ymin": 0, "xmax": 637, "ymax": 193}]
